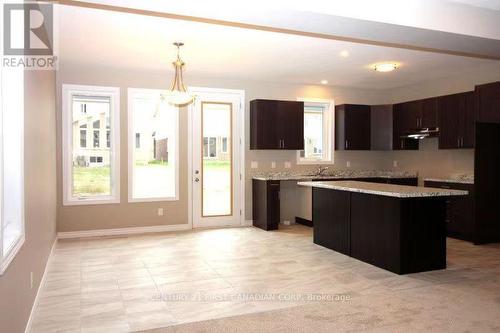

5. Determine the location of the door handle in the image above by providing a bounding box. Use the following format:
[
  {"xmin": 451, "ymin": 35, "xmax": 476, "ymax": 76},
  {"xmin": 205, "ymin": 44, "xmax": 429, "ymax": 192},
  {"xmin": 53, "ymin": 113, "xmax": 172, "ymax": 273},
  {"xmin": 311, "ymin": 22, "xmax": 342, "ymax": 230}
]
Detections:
[
  {"xmin": 345, "ymin": 140, "xmax": 348, "ymax": 149},
  {"xmin": 194, "ymin": 177, "xmax": 200, "ymax": 182}
]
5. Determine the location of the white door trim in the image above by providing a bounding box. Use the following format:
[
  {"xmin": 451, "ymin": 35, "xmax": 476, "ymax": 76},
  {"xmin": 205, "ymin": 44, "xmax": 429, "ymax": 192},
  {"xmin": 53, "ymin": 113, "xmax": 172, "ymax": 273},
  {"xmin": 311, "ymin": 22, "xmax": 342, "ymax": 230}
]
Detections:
[{"xmin": 187, "ymin": 87, "xmax": 245, "ymax": 228}]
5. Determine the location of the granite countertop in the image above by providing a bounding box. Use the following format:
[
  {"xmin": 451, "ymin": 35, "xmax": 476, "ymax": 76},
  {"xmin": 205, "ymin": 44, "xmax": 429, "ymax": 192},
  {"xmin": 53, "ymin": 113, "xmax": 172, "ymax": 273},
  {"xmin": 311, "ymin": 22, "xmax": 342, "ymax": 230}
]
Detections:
[
  {"xmin": 424, "ymin": 174, "xmax": 474, "ymax": 185},
  {"xmin": 297, "ymin": 180, "xmax": 469, "ymax": 198},
  {"xmin": 252, "ymin": 170, "xmax": 418, "ymax": 181}
]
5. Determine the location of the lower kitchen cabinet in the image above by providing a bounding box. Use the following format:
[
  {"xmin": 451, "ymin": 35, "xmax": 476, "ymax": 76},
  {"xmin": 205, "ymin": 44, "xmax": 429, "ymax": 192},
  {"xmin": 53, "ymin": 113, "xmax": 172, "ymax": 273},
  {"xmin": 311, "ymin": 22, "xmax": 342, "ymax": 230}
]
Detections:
[
  {"xmin": 424, "ymin": 180, "xmax": 474, "ymax": 242},
  {"xmin": 252, "ymin": 179, "xmax": 280, "ymax": 231},
  {"xmin": 312, "ymin": 187, "xmax": 350, "ymax": 255}
]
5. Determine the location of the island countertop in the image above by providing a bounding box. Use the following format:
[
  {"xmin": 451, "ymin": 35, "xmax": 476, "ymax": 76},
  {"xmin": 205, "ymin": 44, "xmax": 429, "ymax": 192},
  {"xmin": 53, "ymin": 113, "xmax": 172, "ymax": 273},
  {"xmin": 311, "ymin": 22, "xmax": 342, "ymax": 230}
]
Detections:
[
  {"xmin": 252, "ymin": 170, "xmax": 417, "ymax": 181},
  {"xmin": 298, "ymin": 180, "xmax": 468, "ymax": 198}
]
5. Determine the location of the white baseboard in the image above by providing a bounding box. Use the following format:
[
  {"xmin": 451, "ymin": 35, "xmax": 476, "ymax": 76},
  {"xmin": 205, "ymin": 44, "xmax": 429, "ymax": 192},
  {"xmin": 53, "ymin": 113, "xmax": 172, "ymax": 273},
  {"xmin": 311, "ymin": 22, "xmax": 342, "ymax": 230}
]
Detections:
[
  {"xmin": 243, "ymin": 219, "xmax": 253, "ymax": 227},
  {"xmin": 57, "ymin": 223, "xmax": 192, "ymax": 239},
  {"xmin": 25, "ymin": 238, "xmax": 57, "ymax": 333}
]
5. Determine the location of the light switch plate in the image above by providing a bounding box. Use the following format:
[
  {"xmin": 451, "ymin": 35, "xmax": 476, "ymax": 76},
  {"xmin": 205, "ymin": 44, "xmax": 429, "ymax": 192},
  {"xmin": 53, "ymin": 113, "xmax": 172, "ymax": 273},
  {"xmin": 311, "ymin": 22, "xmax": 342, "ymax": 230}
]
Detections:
[
  {"xmin": 271, "ymin": 161, "xmax": 276, "ymax": 169},
  {"xmin": 251, "ymin": 161, "xmax": 258, "ymax": 169},
  {"xmin": 158, "ymin": 208, "xmax": 164, "ymax": 216},
  {"xmin": 284, "ymin": 161, "xmax": 291, "ymax": 168}
]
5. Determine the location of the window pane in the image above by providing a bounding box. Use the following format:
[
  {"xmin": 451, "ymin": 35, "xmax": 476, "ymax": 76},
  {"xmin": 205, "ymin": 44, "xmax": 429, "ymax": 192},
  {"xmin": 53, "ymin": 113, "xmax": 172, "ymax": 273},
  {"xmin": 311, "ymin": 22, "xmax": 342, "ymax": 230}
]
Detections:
[
  {"xmin": 72, "ymin": 95, "xmax": 111, "ymax": 198},
  {"xmin": 80, "ymin": 129, "xmax": 86, "ymax": 148},
  {"xmin": 1, "ymin": 67, "xmax": 24, "ymax": 255},
  {"xmin": 303, "ymin": 105, "xmax": 324, "ymax": 159},
  {"xmin": 202, "ymin": 103, "xmax": 232, "ymax": 217},
  {"xmin": 130, "ymin": 92, "xmax": 177, "ymax": 199}
]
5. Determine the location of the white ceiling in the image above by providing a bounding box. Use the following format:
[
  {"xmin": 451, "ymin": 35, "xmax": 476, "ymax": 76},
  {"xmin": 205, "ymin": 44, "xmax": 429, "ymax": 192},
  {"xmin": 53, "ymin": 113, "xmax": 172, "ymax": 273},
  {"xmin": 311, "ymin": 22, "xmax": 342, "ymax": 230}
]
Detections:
[{"xmin": 58, "ymin": 3, "xmax": 499, "ymax": 90}]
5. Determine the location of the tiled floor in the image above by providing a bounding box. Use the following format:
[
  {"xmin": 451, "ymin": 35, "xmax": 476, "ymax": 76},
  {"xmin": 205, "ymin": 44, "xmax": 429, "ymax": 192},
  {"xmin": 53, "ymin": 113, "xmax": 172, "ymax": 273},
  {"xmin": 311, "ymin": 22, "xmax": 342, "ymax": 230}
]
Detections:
[{"xmin": 31, "ymin": 225, "xmax": 500, "ymax": 332}]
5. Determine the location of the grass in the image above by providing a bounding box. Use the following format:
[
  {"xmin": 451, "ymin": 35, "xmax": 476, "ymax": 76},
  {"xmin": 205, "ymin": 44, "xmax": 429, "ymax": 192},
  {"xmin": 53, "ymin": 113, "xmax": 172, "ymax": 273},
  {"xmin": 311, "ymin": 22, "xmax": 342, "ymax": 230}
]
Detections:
[
  {"xmin": 73, "ymin": 159, "xmax": 230, "ymax": 196},
  {"xmin": 73, "ymin": 166, "xmax": 110, "ymax": 196}
]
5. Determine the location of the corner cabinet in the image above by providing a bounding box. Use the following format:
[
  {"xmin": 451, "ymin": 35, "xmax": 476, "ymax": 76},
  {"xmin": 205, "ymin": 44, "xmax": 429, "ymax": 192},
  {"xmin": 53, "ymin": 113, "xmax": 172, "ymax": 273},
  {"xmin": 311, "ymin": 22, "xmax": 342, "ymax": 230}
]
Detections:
[
  {"xmin": 335, "ymin": 104, "xmax": 371, "ymax": 150},
  {"xmin": 250, "ymin": 99, "xmax": 304, "ymax": 150},
  {"xmin": 392, "ymin": 103, "xmax": 419, "ymax": 150}
]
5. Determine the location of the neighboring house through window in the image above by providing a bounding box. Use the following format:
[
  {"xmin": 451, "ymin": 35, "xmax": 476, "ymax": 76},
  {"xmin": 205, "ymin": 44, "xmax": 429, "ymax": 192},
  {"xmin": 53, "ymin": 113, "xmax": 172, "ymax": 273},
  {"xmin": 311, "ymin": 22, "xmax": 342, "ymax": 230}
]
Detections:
[
  {"xmin": 62, "ymin": 84, "xmax": 120, "ymax": 205},
  {"xmin": 297, "ymin": 99, "xmax": 334, "ymax": 164}
]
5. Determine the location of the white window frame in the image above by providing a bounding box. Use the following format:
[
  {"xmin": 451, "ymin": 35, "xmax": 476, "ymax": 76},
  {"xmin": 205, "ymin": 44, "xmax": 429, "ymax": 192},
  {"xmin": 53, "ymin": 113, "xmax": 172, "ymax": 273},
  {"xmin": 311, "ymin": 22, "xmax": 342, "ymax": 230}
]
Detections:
[
  {"xmin": 0, "ymin": 67, "xmax": 25, "ymax": 275},
  {"xmin": 296, "ymin": 98, "xmax": 335, "ymax": 165},
  {"xmin": 62, "ymin": 84, "xmax": 121, "ymax": 206},
  {"xmin": 127, "ymin": 88, "xmax": 179, "ymax": 203}
]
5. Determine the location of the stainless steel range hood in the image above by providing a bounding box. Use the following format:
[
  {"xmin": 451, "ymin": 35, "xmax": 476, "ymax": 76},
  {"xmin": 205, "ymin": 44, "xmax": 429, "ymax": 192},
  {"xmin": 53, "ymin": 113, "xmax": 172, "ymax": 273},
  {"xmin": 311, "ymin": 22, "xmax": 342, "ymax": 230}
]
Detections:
[{"xmin": 401, "ymin": 127, "xmax": 439, "ymax": 140}]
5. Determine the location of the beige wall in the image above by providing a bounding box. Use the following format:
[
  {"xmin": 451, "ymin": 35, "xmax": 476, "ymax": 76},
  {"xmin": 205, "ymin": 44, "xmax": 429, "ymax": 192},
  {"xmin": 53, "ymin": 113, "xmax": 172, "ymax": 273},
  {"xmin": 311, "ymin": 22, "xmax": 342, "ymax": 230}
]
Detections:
[
  {"xmin": 0, "ymin": 71, "xmax": 57, "ymax": 333},
  {"xmin": 57, "ymin": 62, "xmax": 500, "ymax": 229}
]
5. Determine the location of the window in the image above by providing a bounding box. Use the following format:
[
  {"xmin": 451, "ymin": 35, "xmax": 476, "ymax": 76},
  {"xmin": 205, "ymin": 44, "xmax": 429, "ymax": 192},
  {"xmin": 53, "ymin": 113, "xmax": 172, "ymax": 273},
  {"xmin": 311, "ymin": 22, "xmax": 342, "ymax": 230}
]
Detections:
[
  {"xmin": 297, "ymin": 99, "xmax": 334, "ymax": 164},
  {"xmin": 222, "ymin": 137, "xmax": 228, "ymax": 153},
  {"xmin": 1, "ymin": 66, "xmax": 25, "ymax": 275},
  {"xmin": 62, "ymin": 84, "xmax": 120, "ymax": 205},
  {"xmin": 79, "ymin": 124, "xmax": 87, "ymax": 148},
  {"xmin": 203, "ymin": 137, "xmax": 217, "ymax": 158},
  {"xmin": 135, "ymin": 133, "xmax": 141, "ymax": 148},
  {"xmin": 128, "ymin": 88, "xmax": 179, "ymax": 201}
]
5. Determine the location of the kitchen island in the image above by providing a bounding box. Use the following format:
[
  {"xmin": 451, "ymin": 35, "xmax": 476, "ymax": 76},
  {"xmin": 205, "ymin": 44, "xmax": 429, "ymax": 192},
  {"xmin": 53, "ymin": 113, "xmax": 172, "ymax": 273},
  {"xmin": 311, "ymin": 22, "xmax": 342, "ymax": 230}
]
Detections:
[{"xmin": 298, "ymin": 181, "xmax": 468, "ymax": 274}]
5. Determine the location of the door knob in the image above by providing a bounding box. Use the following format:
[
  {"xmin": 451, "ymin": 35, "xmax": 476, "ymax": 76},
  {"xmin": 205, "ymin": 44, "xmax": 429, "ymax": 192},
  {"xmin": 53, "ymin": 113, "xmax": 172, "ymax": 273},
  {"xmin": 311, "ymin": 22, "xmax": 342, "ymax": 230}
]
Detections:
[{"xmin": 194, "ymin": 177, "xmax": 200, "ymax": 182}]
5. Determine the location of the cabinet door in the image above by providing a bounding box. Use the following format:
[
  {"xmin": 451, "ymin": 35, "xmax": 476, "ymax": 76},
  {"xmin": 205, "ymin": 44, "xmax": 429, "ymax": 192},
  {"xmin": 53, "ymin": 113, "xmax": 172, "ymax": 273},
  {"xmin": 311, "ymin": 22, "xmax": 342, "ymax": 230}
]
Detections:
[
  {"xmin": 267, "ymin": 181, "xmax": 280, "ymax": 230},
  {"xmin": 393, "ymin": 104, "xmax": 419, "ymax": 150},
  {"xmin": 279, "ymin": 101, "xmax": 304, "ymax": 150},
  {"xmin": 404, "ymin": 100, "xmax": 423, "ymax": 129},
  {"xmin": 250, "ymin": 100, "xmax": 280, "ymax": 149},
  {"xmin": 421, "ymin": 97, "xmax": 438, "ymax": 128},
  {"xmin": 461, "ymin": 91, "xmax": 476, "ymax": 148},
  {"xmin": 476, "ymin": 81, "xmax": 500, "ymax": 123},
  {"xmin": 344, "ymin": 104, "xmax": 371, "ymax": 150},
  {"xmin": 438, "ymin": 94, "xmax": 461, "ymax": 149},
  {"xmin": 312, "ymin": 188, "xmax": 350, "ymax": 255}
]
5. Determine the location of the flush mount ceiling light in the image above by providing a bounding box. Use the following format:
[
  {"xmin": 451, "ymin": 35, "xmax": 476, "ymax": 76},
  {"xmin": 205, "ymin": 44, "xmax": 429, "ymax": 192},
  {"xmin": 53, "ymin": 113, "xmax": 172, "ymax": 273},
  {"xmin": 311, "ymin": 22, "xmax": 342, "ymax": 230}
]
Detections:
[
  {"xmin": 320, "ymin": 79, "xmax": 328, "ymax": 85},
  {"xmin": 373, "ymin": 63, "xmax": 399, "ymax": 72},
  {"xmin": 340, "ymin": 50, "xmax": 349, "ymax": 57},
  {"xmin": 162, "ymin": 42, "xmax": 194, "ymax": 106}
]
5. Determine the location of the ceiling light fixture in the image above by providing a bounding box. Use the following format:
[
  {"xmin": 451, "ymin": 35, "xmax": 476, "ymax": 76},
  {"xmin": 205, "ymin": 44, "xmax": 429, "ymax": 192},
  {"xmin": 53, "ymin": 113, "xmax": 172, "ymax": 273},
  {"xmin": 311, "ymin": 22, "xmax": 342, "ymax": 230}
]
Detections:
[
  {"xmin": 320, "ymin": 79, "xmax": 328, "ymax": 85},
  {"xmin": 162, "ymin": 42, "xmax": 194, "ymax": 106},
  {"xmin": 373, "ymin": 63, "xmax": 398, "ymax": 72},
  {"xmin": 340, "ymin": 50, "xmax": 349, "ymax": 57}
]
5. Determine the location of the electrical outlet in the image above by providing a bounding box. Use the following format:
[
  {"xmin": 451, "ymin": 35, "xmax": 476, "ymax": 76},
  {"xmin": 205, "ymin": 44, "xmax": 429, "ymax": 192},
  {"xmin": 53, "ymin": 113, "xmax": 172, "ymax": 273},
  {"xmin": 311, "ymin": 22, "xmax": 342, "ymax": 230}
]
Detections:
[
  {"xmin": 30, "ymin": 272, "xmax": 34, "ymax": 289},
  {"xmin": 271, "ymin": 161, "xmax": 276, "ymax": 169},
  {"xmin": 284, "ymin": 161, "xmax": 291, "ymax": 168},
  {"xmin": 346, "ymin": 161, "xmax": 351, "ymax": 168},
  {"xmin": 283, "ymin": 220, "xmax": 291, "ymax": 226},
  {"xmin": 250, "ymin": 161, "xmax": 258, "ymax": 169},
  {"xmin": 157, "ymin": 208, "xmax": 164, "ymax": 216},
  {"xmin": 393, "ymin": 160, "xmax": 398, "ymax": 167}
]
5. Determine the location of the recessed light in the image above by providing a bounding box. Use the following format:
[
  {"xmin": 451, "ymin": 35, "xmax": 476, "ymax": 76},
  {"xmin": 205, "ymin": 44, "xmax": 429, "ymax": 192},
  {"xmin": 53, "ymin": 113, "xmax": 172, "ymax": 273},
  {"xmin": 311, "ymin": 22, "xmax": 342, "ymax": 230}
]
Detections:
[
  {"xmin": 320, "ymin": 80, "xmax": 328, "ymax": 85},
  {"xmin": 340, "ymin": 50, "xmax": 349, "ymax": 57},
  {"xmin": 373, "ymin": 63, "xmax": 398, "ymax": 72}
]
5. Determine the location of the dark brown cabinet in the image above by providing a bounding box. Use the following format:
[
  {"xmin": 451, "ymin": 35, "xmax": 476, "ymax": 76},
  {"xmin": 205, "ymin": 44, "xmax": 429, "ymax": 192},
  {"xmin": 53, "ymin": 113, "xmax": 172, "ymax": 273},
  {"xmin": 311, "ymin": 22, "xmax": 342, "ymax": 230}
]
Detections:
[
  {"xmin": 393, "ymin": 103, "xmax": 419, "ymax": 150},
  {"xmin": 250, "ymin": 99, "xmax": 304, "ymax": 150},
  {"xmin": 424, "ymin": 180, "xmax": 475, "ymax": 242},
  {"xmin": 335, "ymin": 104, "xmax": 371, "ymax": 150},
  {"xmin": 252, "ymin": 179, "xmax": 280, "ymax": 231},
  {"xmin": 438, "ymin": 92, "xmax": 475, "ymax": 149},
  {"xmin": 476, "ymin": 81, "xmax": 500, "ymax": 123}
]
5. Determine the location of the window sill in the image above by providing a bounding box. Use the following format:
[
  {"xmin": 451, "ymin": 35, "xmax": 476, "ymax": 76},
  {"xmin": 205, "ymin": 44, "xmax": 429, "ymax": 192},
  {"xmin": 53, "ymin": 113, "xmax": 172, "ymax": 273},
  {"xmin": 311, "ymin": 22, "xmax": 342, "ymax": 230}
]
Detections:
[
  {"xmin": 128, "ymin": 196, "xmax": 179, "ymax": 203},
  {"xmin": 296, "ymin": 159, "xmax": 334, "ymax": 165},
  {"xmin": 63, "ymin": 197, "xmax": 120, "ymax": 206},
  {"xmin": 0, "ymin": 235, "xmax": 25, "ymax": 275}
]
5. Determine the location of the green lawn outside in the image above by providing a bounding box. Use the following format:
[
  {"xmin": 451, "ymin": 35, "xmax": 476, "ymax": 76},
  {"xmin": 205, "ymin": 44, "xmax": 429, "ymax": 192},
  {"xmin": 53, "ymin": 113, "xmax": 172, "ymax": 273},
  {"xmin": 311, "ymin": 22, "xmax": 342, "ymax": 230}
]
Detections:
[{"xmin": 73, "ymin": 160, "xmax": 230, "ymax": 197}]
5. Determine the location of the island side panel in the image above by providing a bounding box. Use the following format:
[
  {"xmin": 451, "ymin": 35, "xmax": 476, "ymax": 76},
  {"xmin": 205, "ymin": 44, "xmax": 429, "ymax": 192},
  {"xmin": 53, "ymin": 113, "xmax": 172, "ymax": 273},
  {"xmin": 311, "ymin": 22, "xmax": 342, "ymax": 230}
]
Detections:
[
  {"xmin": 400, "ymin": 198, "xmax": 447, "ymax": 274},
  {"xmin": 350, "ymin": 192, "xmax": 402, "ymax": 274},
  {"xmin": 312, "ymin": 187, "xmax": 350, "ymax": 255},
  {"xmin": 252, "ymin": 179, "xmax": 280, "ymax": 231}
]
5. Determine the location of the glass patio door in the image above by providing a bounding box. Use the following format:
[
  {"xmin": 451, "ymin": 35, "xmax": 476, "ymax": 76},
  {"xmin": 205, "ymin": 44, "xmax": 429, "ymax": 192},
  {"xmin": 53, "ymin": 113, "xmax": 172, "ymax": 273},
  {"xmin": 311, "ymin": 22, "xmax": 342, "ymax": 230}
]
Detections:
[{"xmin": 191, "ymin": 88, "xmax": 243, "ymax": 228}]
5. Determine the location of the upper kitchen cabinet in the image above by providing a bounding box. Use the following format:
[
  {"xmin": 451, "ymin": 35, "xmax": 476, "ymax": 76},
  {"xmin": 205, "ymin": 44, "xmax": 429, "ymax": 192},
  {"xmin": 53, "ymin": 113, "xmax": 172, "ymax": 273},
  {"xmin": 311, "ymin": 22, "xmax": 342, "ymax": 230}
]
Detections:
[
  {"xmin": 476, "ymin": 81, "xmax": 500, "ymax": 123},
  {"xmin": 335, "ymin": 104, "xmax": 371, "ymax": 150},
  {"xmin": 370, "ymin": 105, "xmax": 393, "ymax": 150},
  {"xmin": 438, "ymin": 91, "xmax": 476, "ymax": 149},
  {"xmin": 250, "ymin": 99, "xmax": 304, "ymax": 150},
  {"xmin": 392, "ymin": 103, "xmax": 419, "ymax": 150},
  {"xmin": 421, "ymin": 97, "xmax": 439, "ymax": 128}
]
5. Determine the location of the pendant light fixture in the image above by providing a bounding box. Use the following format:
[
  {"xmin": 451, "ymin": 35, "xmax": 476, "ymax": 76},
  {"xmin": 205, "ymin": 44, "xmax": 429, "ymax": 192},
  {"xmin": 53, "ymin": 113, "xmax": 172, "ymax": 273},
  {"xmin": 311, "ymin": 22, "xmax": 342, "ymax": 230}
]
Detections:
[{"xmin": 162, "ymin": 42, "xmax": 194, "ymax": 106}]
